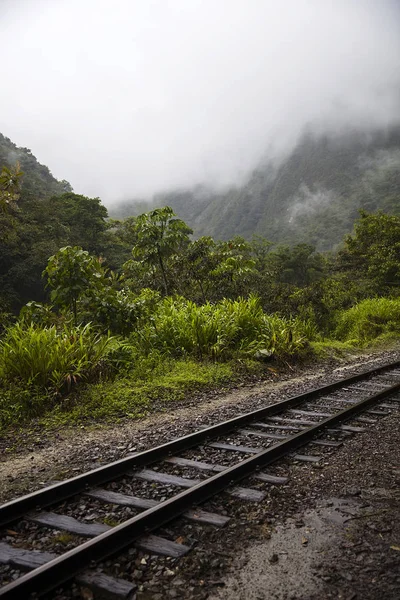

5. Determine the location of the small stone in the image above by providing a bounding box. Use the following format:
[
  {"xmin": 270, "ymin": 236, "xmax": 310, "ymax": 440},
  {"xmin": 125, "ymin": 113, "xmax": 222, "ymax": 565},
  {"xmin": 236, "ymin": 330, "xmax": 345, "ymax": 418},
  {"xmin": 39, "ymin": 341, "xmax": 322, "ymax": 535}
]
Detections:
[
  {"xmin": 347, "ymin": 487, "xmax": 361, "ymax": 496},
  {"xmin": 269, "ymin": 553, "xmax": 279, "ymax": 564},
  {"xmin": 295, "ymin": 519, "xmax": 304, "ymax": 528}
]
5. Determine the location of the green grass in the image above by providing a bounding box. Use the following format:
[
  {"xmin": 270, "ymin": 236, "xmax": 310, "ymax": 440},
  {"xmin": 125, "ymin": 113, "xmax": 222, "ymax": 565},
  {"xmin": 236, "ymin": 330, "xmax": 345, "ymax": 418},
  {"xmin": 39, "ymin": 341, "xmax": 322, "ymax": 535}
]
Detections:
[
  {"xmin": 51, "ymin": 532, "xmax": 76, "ymax": 546},
  {"xmin": 310, "ymin": 339, "xmax": 359, "ymax": 359},
  {"xmin": 1, "ymin": 356, "xmax": 262, "ymax": 431},
  {"xmin": 335, "ymin": 297, "xmax": 400, "ymax": 343},
  {"xmin": 0, "ymin": 321, "xmax": 122, "ymax": 427}
]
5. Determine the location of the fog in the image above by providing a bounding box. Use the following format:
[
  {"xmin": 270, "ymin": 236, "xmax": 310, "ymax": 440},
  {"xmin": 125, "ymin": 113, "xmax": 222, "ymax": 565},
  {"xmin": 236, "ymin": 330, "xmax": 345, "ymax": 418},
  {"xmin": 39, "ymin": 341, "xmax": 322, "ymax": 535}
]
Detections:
[
  {"xmin": 287, "ymin": 184, "xmax": 338, "ymax": 224},
  {"xmin": 1, "ymin": 0, "xmax": 399, "ymax": 203}
]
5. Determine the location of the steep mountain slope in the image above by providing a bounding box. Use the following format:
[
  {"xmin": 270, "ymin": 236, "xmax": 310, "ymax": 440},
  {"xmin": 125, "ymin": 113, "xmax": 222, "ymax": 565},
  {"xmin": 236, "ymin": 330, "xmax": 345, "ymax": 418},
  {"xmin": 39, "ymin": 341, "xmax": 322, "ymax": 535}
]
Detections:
[
  {"xmin": 112, "ymin": 125, "xmax": 400, "ymax": 250},
  {"xmin": 0, "ymin": 133, "xmax": 71, "ymax": 203}
]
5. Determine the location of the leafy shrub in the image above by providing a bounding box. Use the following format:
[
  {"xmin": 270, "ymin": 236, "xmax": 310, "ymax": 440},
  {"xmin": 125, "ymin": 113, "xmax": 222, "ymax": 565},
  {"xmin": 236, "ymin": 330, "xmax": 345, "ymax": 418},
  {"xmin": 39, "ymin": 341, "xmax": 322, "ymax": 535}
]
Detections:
[
  {"xmin": 80, "ymin": 287, "xmax": 161, "ymax": 335},
  {"xmin": 335, "ymin": 297, "xmax": 400, "ymax": 343},
  {"xmin": 0, "ymin": 322, "xmax": 116, "ymax": 397},
  {"xmin": 136, "ymin": 295, "xmax": 309, "ymax": 360},
  {"xmin": 19, "ymin": 301, "xmax": 59, "ymax": 326},
  {"xmin": 0, "ymin": 383, "xmax": 47, "ymax": 426}
]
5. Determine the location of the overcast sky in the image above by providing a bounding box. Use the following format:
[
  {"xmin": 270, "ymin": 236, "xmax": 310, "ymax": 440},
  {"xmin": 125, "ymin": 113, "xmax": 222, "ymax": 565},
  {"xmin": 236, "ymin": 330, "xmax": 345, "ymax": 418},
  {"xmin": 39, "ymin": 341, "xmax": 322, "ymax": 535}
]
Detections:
[{"xmin": 1, "ymin": 0, "xmax": 400, "ymax": 203}]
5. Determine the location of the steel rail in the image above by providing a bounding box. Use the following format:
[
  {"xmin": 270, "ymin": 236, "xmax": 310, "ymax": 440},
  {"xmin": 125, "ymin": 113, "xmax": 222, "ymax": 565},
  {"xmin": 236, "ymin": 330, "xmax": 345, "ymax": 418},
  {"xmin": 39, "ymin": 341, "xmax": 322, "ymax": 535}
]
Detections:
[
  {"xmin": 1, "ymin": 379, "xmax": 400, "ymax": 598},
  {"xmin": 1, "ymin": 359, "xmax": 399, "ymax": 528}
]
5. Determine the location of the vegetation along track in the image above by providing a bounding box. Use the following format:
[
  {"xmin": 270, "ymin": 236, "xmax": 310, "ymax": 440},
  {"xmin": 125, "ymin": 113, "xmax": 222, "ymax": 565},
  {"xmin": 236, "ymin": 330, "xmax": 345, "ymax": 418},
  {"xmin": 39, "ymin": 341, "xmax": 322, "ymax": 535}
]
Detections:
[{"xmin": 1, "ymin": 360, "xmax": 400, "ymax": 599}]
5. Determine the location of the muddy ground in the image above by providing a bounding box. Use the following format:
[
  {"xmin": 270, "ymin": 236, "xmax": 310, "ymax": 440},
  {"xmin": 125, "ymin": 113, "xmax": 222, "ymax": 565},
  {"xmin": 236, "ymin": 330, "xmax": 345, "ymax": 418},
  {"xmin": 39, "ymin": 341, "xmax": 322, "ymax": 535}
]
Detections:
[
  {"xmin": 206, "ymin": 410, "xmax": 400, "ymax": 600},
  {"xmin": 1, "ymin": 346, "xmax": 399, "ymax": 599}
]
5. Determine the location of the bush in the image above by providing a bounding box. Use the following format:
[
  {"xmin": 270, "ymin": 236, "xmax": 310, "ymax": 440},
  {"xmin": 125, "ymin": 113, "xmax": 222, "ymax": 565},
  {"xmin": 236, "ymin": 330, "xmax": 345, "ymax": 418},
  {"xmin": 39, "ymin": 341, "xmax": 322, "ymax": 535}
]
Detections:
[
  {"xmin": 335, "ymin": 297, "xmax": 400, "ymax": 343},
  {"xmin": 0, "ymin": 322, "xmax": 116, "ymax": 397},
  {"xmin": 136, "ymin": 295, "xmax": 309, "ymax": 360}
]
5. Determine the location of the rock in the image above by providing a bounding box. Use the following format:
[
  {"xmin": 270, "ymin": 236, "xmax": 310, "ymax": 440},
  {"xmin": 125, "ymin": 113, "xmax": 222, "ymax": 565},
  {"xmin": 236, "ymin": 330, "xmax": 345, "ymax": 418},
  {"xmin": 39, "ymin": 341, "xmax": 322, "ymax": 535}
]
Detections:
[
  {"xmin": 269, "ymin": 553, "xmax": 279, "ymax": 564},
  {"xmin": 346, "ymin": 487, "xmax": 361, "ymax": 496}
]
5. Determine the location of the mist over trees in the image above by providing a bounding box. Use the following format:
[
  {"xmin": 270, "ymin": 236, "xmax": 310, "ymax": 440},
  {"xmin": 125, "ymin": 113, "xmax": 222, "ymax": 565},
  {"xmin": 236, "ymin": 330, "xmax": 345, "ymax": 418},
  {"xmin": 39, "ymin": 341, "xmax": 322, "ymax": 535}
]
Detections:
[
  {"xmin": 0, "ymin": 128, "xmax": 399, "ymax": 326},
  {"xmin": 111, "ymin": 125, "xmax": 400, "ymax": 251}
]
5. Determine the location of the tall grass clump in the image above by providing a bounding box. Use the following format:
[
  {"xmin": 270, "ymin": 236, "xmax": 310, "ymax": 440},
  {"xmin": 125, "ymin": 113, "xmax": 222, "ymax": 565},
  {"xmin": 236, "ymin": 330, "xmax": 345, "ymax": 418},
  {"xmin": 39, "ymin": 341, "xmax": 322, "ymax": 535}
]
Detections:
[
  {"xmin": 137, "ymin": 295, "xmax": 309, "ymax": 360},
  {"xmin": 0, "ymin": 322, "xmax": 116, "ymax": 397},
  {"xmin": 335, "ymin": 297, "xmax": 400, "ymax": 343}
]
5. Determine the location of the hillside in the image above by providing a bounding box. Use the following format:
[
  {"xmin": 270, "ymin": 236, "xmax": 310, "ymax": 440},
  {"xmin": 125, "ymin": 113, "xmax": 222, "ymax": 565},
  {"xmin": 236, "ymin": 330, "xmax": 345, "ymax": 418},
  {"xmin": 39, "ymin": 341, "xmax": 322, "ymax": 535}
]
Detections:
[
  {"xmin": 111, "ymin": 125, "xmax": 400, "ymax": 250},
  {"xmin": 0, "ymin": 133, "xmax": 72, "ymax": 203},
  {"xmin": 0, "ymin": 134, "xmax": 107, "ymax": 311}
]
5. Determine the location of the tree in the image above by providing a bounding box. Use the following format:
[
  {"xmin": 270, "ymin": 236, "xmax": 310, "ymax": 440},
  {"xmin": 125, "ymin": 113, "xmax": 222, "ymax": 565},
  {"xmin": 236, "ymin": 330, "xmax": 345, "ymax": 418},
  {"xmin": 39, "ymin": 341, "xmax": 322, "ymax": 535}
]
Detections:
[
  {"xmin": 0, "ymin": 162, "xmax": 22, "ymax": 213},
  {"xmin": 173, "ymin": 236, "xmax": 219, "ymax": 303},
  {"xmin": 132, "ymin": 207, "xmax": 193, "ymax": 295},
  {"xmin": 0, "ymin": 163, "xmax": 24, "ymax": 310},
  {"xmin": 339, "ymin": 211, "xmax": 400, "ymax": 292},
  {"xmin": 48, "ymin": 193, "xmax": 109, "ymax": 254},
  {"xmin": 211, "ymin": 237, "xmax": 256, "ymax": 296},
  {"xmin": 44, "ymin": 246, "xmax": 106, "ymax": 324},
  {"xmin": 269, "ymin": 244, "xmax": 325, "ymax": 287}
]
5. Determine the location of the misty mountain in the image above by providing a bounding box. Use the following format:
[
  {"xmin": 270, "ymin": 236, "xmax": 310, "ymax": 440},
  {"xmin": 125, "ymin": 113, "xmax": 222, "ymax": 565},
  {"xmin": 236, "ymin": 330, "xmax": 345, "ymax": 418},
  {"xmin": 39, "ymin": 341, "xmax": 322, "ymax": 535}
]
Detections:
[
  {"xmin": 0, "ymin": 133, "xmax": 72, "ymax": 203},
  {"xmin": 111, "ymin": 125, "xmax": 400, "ymax": 251}
]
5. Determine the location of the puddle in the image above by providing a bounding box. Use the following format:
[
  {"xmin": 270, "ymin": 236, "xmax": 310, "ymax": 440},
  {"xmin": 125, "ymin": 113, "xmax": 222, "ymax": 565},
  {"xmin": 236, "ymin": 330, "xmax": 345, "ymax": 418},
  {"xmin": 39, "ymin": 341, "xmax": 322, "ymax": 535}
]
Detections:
[{"xmin": 209, "ymin": 498, "xmax": 362, "ymax": 600}]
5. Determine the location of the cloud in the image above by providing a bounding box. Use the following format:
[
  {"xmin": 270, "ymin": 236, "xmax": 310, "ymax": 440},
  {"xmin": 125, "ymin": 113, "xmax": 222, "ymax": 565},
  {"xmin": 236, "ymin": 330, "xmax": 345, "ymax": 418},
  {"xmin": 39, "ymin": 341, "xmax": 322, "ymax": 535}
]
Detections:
[
  {"xmin": 1, "ymin": 0, "xmax": 399, "ymax": 203},
  {"xmin": 287, "ymin": 184, "xmax": 338, "ymax": 224}
]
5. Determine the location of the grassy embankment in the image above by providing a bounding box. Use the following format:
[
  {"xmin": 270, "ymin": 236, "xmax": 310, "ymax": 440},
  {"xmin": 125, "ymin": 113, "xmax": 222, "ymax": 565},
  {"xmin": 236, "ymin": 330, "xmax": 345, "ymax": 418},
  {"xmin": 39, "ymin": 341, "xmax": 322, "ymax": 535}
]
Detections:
[{"xmin": 0, "ymin": 296, "xmax": 399, "ymax": 432}]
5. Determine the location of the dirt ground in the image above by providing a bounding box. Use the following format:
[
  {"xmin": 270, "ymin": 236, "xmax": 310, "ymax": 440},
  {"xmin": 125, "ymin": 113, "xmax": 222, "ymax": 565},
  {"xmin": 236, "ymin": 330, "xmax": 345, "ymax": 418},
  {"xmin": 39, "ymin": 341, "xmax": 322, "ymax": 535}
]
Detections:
[{"xmin": 205, "ymin": 410, "xmax": 400, "ymax": 600}]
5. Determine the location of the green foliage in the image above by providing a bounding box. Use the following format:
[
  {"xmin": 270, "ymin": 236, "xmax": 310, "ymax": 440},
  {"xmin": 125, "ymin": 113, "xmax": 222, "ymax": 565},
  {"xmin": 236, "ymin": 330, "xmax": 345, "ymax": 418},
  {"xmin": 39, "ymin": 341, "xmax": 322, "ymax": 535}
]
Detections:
[
  {"xmin": 81, "ymin": 286, "xmax": 161, "ymax": 336},
  {"xmin": 0, "ymin": 133, "xmax": 71, "ymax": 204},
  {"xmin": 0, "ymin": 322, "xmax": 116, "ymax": 399},
  {"xmin": 1, "ymin": 125, "xmax": 400, "ymax": 434},
  {"xmin": 44, "ymin": 246, "xmax": 106, "ymax": 324},
  {"xmin": 132, "ymin": 206, "xmax": 193, "ymax": 295},
  {"xmin": 20, "ymin": 301, "xmax": 58, "ymax": 326},
  {"xmin": 310, "ymin": 339, "xmax": 359, "ymax": 359},
  {"xmin": 177, "ymin": 236, "xmax": 218, "ymax": 302},
  {"xmin": 0, "ymin": 188, "xmax": 110, "ymax": 311},
  {"xmin": 335, "ymin": 297, "xmax": 400, "ymax": 343},
  {"xmin": 55, "ymin": 358, "xmax": 235, "ymax": 424},
  {"xmin": 0, "ymin": 162, "xmax": 23, "ymax": 309},
  {"xmin": 270, "ymin": 244, "xmax": 326, "ymax": 287},
  {"xmin": 339, "ymin": 211, "xmax": 400, "ymax": 292},
  {"xmin": 47, "ymin": 193, "xmax": 109, "ymax": 255},
  {"xmin": 137, "ymin": 295, "xmax": 309, "ymax": 360},
  {"xmin": 0, "ymin": 383, "xmax": 47, "ymax": 428},
  {"xmin": 0, "ymin": 162, "xmax": 22, "ymax": 213}
]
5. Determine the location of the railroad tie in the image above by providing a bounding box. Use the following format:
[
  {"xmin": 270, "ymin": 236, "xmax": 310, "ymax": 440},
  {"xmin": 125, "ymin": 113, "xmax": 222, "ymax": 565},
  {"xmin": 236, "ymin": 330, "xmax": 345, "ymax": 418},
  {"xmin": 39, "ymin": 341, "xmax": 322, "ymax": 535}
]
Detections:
[
  {"xmin": 289, "ymin": 409, "xmax": 333, "ymax": 418},
  {"xmin": 86, "ymin": 488, "xmax": 230, "ymax": 527},
  {"xmin": 237, "ymin": 428, "xmax": 286, "ymax": 440},
  {"xmin": 26, "ymin": 512, "xmax": 190, "ymax": 556},
  {"xmin": 134, "ymin": 467, "xmax": 265, "ymax": 502},
  {"xmin": 0, "ymin": 541, "xmax": 135, "ymax": 599}
]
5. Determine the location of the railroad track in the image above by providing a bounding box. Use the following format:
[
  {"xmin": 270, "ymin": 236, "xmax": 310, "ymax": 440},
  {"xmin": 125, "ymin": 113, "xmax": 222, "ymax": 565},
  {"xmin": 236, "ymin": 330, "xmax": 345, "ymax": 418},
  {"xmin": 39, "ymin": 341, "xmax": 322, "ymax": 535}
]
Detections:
[{"xmin": 1, "ymin": 359, "xmax": 400, "ymax": 599}]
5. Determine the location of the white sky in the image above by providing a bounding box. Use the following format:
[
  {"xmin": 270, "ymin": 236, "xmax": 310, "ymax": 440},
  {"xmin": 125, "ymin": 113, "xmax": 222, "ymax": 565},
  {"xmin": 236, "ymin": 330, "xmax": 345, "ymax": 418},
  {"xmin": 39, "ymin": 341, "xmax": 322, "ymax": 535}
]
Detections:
[{"xmin": 1, "ymin": 0, "xmax": 400, "ymax": 203}]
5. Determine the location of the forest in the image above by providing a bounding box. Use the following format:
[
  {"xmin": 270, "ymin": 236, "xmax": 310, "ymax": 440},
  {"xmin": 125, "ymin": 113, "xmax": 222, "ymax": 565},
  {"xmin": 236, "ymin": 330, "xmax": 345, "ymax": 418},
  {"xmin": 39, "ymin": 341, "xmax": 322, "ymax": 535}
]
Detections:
[{"xmin": 0, "ymin": 134, "xmax": 399, "ymax": 433}]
